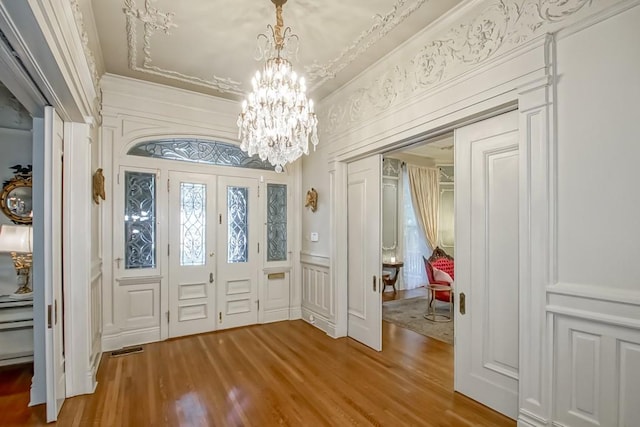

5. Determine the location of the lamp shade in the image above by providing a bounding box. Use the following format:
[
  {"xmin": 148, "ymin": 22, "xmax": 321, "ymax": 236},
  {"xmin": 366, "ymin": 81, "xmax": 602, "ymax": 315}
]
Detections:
[{"xmin": 0, "ymin": 224, "xmax": 33, "ymax": 253}]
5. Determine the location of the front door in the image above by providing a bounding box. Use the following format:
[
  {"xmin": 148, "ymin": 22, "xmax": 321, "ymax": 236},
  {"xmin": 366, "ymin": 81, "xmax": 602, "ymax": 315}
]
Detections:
[
  {"xmin": 216, "ymin": 176, "xmax": 259, "ymax": 329},
  {"xmin": 454, "ymin": 110, "xmax": 520, "ymax": 419},
  {"xmin": 168, "ymin": 172, "xmax": 217, "ymax": 337},
  {"xmin": 347, "ymin": 155, "xmax": 382, "ymax": 351}
]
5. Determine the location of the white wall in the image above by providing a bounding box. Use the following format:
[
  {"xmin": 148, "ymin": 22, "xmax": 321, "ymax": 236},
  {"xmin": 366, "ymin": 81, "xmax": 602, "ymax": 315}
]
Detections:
[
  {"xmin": 550, "ymin": 5, "xmax": 640, "ymax": 426},
  {"xmin": 556, "ymin": 6, "xmax": 640, "ymax": 291}
]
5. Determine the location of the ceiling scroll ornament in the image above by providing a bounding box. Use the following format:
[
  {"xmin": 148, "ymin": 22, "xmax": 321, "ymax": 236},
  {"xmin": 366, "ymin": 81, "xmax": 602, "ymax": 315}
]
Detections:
[
  {"xmin": 305, "ymin": 0, "xmax": 428, "ymax": 91},
  {"xmin": 123, "ymin": 0, "xmax": 243, "ymax": 95},
  {"xmin": 322, "ymin": 0, "xmax": 593, "ymax": 135},
  {"xmin": 69, "ymin": 0, "xmax": 102, "ymax": 117}
]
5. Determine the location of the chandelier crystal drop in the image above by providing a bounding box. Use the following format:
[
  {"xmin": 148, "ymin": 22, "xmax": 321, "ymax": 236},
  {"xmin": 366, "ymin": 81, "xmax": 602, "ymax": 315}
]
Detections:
[{"xmin": 237, "ymin": 0, "xmax": 318, "ymax": 173}]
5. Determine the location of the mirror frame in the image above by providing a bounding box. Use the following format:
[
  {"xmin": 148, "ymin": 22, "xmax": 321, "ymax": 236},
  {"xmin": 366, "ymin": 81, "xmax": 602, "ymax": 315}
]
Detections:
[{"xmin": 0, "ymin": 175, "xmax": 32, "ymax": 224}]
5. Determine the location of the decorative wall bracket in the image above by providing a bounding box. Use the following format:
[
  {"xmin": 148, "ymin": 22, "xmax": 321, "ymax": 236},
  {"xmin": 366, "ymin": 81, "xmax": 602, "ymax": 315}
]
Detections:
[{"xmin": 305, "ymin": 188, "xmax": 318, "ymax": 212}]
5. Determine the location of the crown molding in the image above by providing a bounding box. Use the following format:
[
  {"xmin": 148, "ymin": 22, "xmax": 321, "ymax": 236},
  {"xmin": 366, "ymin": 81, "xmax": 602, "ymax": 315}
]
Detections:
[
  {"xmin": 305, "ymin": 0, "xmax": 428, "ymax": 92},
  {"xmin": 319, "ymin": 0, "xmax": 597, "ymax": 136},
  {"xmin": 123, "ymin": 0, "xmax": 243, "ymax": 95}
]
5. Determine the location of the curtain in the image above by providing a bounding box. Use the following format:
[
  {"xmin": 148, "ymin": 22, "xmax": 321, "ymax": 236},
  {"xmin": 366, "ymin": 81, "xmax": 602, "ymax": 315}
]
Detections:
[
  {"xmin": 408, "ymin": 165, "xmax": 440, "ymax": 250},
  {"xmin": 401, "ymin": 166, "xmax": 431, "ymax": 289}
]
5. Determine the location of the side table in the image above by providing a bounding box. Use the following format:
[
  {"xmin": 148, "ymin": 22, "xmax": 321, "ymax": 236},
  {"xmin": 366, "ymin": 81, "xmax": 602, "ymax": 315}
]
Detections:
[
  {"xmin": 382, "ymin": 261, "xmax": 404, "ymax": 292},
  {"xmin": 424, "ymin": 284, "xmax": 453, "ymax": 322}
]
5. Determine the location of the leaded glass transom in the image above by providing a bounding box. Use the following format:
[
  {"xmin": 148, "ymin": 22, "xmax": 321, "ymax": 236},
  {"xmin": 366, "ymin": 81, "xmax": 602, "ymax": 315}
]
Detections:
[
  {"xmin": 267, "ymin": 184, "xmax": 287, "ymax": 262},
  {"xmin": 128, "ymin": 139, "xmax": 275, "ymax": 171},
  {"xmin": 125, "ymin": 171, "xmax": 156, "ymax": 269},
  {"xmin": 227, "ymin": 186, "xmax": 249, "ymax": 263},
  {"xmin": 180, "ymin": 183, "xmax": 206, "ymax": 266}
]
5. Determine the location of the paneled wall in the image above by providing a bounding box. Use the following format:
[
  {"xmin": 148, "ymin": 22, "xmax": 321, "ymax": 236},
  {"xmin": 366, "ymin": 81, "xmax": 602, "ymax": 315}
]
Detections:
[
  {"xmin": 300, "ymin": 252, "xmax": 333, "ymax": 336},
  {"xmin": 548, "ymin": 5, "xmax": 640, "ymax": 426}
]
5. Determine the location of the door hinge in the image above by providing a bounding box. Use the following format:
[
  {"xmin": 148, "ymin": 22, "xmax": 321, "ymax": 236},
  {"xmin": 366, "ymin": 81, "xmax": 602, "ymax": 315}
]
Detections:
[
  {"xmin": 166, "ymin": 311, "xmax": 170, "ymax": 323},
  {"xmin": 257, "ymin": 242, "xmax": 260, "ymax": 253},
  {"xmin": 257, "ymin": 299, "xmax": 260, "ymax": 311},
  {"xmin": 257, "ymin": 186, "xmax": 260, "ymax": 197},
  {"xmin": 219, "ymin": 214, "xmax": 222, "ymax": 224},
  {"xmin": 168, "ymin": 243, "xmax": 170, "ymax": 257},
  {"xmin": 47, "ymin": 304, "xmax": 52, "ymax": 329},
  {"xmin": 167, "ymin": 178, "xmax": 170, "ymax": 192},
  {"xmin": 219, "ymin": 312, "xmax": 222, "ymax": 323}
]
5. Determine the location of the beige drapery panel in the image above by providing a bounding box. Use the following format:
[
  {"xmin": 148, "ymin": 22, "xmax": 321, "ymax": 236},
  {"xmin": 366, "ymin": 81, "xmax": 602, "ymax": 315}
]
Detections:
[{"xmin": 407, "ymin": 165, "xmax": 439, "ymax": 250}]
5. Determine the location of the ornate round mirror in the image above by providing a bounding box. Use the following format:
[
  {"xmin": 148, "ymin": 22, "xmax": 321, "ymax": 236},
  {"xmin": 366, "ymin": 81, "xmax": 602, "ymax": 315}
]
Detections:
[{"xmin": 1, "ymin": 176, "xmax": 32, "ymax": 224}]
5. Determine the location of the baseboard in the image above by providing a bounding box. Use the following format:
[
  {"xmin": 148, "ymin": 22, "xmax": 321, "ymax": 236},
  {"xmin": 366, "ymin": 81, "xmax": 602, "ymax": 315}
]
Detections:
[
  {"xmin": 518, "ymin": 410, "xmax": 550, "ymax": 426},
  {"xmin": 289, "ymin": 307, "xmax": 302, "ymax": 320},
  {"xmin": 301, "ymin": 307, "xmax": 336, "ymax": 337},
  {"xmin": 101, "ymin": 327, "xmax": 160, "ymax": 352}
]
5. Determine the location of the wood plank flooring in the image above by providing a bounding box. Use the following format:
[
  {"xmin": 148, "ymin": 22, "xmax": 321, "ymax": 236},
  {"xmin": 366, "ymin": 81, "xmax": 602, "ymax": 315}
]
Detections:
[{"xmin": 1, "ymin": 320, "xmax": 514, "ymax": 426}]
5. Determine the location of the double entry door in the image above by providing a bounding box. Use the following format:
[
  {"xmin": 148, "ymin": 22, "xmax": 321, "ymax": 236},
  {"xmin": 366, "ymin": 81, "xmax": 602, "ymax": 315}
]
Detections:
[{"xmin": 168, "ymin": 172, "xmax": 259, "ymax": 338}]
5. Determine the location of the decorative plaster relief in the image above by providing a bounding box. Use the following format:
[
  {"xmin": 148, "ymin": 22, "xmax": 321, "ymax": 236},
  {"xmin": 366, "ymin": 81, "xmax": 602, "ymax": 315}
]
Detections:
[
  {"xmin": 70, "ymin": 0, "xmax": 102, "ymax": 114},
  {"xmin": 322, "ymin": 0, "xmax": 592, "ymax": 135},
  {"xmin": 123, "ymin": 0, "xmax": 243, "ymax": 95},
  {"xmin": 305, "ymin": 0, "xmax": 428, "ymax": 92}
]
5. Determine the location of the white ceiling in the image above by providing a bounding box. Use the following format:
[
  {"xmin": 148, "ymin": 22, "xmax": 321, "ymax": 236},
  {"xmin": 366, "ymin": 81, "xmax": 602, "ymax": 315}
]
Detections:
[{"xmin": 89, "ymin": 0, "xmax": 462, "ymax": 101}]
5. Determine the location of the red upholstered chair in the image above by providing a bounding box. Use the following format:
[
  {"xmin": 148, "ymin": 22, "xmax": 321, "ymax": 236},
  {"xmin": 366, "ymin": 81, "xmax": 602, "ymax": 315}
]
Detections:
[{"xmin": 424, "ymin": 247, "xmax": 454, "ymax": 303}]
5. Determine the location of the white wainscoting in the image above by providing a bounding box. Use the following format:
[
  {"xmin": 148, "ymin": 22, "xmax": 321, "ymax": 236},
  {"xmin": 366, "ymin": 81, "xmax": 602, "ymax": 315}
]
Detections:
[
  {"xmin": 103, "ymin": 276, "xmax": 162, "ymax": 351},
  {"xmin": 300, "ymin": 252, "xmax": 333, "ymax": 336},
  {"xmin": 548, "ymin": 285, "xmax": 640, "ymax": 427}
]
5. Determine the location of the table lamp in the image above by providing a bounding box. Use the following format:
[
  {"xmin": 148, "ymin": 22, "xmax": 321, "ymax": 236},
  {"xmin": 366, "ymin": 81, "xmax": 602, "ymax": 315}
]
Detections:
[{"xmin": 0, "ymin": 224, "xmax": 33, "ymax": 295}]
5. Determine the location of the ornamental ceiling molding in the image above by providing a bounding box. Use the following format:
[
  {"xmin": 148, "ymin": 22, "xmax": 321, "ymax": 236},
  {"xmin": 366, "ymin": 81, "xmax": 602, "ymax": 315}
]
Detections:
[
  {"xmin": 305, "ymin": 0, "xmax": 428, "ymax": 92},
  {"xmin": 69, "ymin": 0, "xmax": 102, "ymax": 115},
  {"xmin": 123, "ymin": 0, "xmax": 243, "ymax": 95},
  {"xmin": 322, "ymin": 0, "xmax": 594, "ymax": 135}
]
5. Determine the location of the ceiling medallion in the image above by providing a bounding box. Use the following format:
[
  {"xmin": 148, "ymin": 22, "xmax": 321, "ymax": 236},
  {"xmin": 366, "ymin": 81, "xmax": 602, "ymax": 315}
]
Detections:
[{"xmin": 237, "ymin": 0, "xmax": 318, "ymax": 173}]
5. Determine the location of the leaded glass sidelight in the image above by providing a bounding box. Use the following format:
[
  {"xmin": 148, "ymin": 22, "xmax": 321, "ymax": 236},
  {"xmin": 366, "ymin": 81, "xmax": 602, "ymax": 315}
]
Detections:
[
  {"xmin": 227, "ymin": 186, "xmax": 248, "ymax": 263},
  {"xmin": 180, "ymin": 183, "xmax": 206, "ymax": 266},
  {"xmin": 267, "ymin": 184, "xmax": 287, "ymax": 261},
  {"xmin": 125, "ymin": 171, "xmax": 156, "ymax": 269}
]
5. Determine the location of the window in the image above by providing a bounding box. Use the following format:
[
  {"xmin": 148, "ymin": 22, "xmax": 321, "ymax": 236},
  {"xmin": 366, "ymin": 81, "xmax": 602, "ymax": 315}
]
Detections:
[
  {"xmin": 266, "ymin": 184, "xmax": 287, "ymax": 261},
  {"xmin": 124, "ymin": 171, "xmax": 156, "ymax": 269}
]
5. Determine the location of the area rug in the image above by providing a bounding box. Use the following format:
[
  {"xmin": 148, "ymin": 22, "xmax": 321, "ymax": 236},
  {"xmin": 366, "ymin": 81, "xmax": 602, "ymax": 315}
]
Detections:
[{"xmin": 382, "ymin": 297, "xmax": 454, "ymax": 345}]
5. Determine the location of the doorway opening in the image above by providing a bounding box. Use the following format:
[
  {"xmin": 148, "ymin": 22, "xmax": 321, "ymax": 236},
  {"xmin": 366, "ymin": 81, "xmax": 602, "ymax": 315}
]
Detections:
[
  {"xmin": 346, "ymin": 109, "xmax": 521, "ymax": 420},
  {"xmin": 381, "ymin": 132, "xmax": 455, "ymax": 345}
]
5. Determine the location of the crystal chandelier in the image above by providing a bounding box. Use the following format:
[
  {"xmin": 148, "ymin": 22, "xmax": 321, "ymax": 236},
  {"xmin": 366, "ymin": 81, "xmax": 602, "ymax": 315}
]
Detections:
[{"xmin": 237, "ymin": 0, "xmax": 318, "ymax": 173}]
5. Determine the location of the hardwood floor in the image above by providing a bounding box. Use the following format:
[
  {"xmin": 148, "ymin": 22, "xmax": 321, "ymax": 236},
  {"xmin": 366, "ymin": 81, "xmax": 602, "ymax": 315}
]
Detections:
[{"xmin": 1, "ymin": 320, "xmax": 514, "ymax": 427}]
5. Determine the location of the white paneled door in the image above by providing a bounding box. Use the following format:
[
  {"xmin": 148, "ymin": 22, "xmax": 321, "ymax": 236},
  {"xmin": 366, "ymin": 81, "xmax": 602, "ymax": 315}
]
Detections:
[
  {"xmin": 44, "ymin": 106, "xmax": 66, "ymax": 421},
  {"xmin": 454, "ymin": 110, "xmax": 520, "ymax": 419},
  {"xmin": 168, "ymin": 172, "xmax": 217, "ymax": 338},
  {"xmin": 216, "ymin": 177, "xmax": 259, "ymax": 330},
  {"xmin": 347, "ymin": 155, "xmax": 382, "ymax": 351}
]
